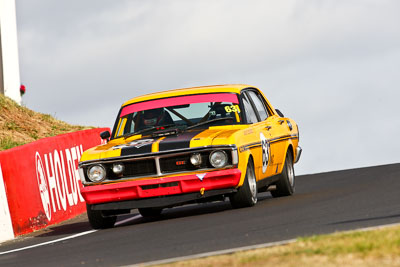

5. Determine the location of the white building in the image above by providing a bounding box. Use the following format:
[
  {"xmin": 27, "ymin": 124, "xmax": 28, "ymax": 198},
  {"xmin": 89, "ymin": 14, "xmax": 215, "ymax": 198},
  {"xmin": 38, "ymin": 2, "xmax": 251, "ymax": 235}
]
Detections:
[{"xmin": 0, "ymin": 0, "xmax": 21, "ymax": 104}]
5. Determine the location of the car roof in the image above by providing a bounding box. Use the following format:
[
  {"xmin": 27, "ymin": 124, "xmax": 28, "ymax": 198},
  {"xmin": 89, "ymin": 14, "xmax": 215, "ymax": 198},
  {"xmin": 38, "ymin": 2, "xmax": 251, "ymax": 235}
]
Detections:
[{"xmin": 122, "ymin": 84, "xmax": 256, "ymax": 107}]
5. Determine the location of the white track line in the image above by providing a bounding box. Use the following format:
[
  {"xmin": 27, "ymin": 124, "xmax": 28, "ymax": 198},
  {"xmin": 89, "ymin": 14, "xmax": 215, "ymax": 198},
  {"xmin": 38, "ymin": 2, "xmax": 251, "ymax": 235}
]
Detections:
[
  {"xmin": 0, "ymin": 214, "xmax": 141, "ymax": 256},
  {"xmin": 0, "ymin": 230, "xmax": 97, "ymax": 256}
]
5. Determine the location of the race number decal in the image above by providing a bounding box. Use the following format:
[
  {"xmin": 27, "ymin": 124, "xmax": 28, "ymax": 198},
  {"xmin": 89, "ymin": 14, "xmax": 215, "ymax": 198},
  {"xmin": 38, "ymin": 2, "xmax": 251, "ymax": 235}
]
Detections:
[
  {"xmin": 260, "ymin": 133, "xmax": 269, "ymax": 173},
  {"xmin": 224, "ymin": 105, "xmax": 241, "ymax": 113}
]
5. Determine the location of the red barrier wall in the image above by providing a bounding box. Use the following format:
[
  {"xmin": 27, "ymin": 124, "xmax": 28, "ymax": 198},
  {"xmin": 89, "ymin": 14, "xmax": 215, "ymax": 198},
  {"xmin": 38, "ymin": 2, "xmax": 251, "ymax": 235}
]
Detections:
[{"xmin": 0, "ymin": 128, "xmax": 109, "ymax": 236}]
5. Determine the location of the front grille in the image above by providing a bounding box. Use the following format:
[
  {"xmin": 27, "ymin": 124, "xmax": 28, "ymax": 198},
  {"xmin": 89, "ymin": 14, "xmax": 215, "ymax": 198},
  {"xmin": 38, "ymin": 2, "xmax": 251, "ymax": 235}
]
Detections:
[
  {"xmin": 125, "ymin": 160, "xmax": 156, "ymax": 176},
  {"xmin": 160, "ymin": 153, "xmax": 210, "ymax": 173},
  {"xmin": 107, "ymin": 159, "xmax": 156, "ymax": 179}
]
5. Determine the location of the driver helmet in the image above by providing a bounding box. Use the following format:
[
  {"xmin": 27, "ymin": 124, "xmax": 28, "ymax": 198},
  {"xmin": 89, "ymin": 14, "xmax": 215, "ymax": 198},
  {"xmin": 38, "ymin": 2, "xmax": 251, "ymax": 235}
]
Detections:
[{"xmin": 142, "ymin": 108, "xmax": 164, "ymax": 126}]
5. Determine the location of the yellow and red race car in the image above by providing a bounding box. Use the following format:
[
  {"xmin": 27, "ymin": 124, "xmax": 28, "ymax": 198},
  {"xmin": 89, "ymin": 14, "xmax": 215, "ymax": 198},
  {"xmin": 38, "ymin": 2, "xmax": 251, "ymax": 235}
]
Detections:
[{"xmin": 79, "ymin": 84, "xmax": 302, "ymax": 229}]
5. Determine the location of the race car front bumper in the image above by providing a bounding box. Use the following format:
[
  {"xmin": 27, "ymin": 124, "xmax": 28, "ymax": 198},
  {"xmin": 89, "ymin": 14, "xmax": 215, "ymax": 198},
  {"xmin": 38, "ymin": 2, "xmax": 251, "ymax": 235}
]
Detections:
[{"xmin": 81, "ymin": 168, "xmax": 241, "ymax": 208}]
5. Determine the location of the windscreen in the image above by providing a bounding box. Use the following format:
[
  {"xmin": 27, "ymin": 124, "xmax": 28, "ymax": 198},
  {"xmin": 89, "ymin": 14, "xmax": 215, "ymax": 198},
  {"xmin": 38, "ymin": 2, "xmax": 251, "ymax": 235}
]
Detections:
[{"xmin": 113, "ymin": 93, "xmax": 242, "ymax": 138}]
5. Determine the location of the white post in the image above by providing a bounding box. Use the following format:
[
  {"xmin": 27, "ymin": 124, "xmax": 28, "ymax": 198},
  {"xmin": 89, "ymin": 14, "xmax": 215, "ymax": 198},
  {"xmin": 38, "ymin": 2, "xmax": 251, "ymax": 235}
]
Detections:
[
  {"xmin": 0, "ymin": 0, "xmax": 21, "ymax": 104},
  {"xmin": 0, "ymin": 164, "xmax": 14, "ymax": 243}
]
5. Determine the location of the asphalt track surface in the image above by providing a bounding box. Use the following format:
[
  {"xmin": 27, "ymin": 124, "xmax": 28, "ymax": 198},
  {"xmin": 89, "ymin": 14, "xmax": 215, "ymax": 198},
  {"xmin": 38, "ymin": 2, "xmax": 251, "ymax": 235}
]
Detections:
[{"xmin": 1, "ymin": 163, "xmax": 400, "ymax": 266}]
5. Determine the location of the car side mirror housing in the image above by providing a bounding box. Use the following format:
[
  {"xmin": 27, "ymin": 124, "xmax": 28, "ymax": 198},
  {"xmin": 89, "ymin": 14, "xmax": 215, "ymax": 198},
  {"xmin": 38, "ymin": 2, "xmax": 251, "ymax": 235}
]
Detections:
[
  {"xmin": 275, "ymin": 109, "xmax": 284, "ymax": 117},
  {"xmin": 100, "ymin": 131, "xmax": 111, "ymax": 140}
]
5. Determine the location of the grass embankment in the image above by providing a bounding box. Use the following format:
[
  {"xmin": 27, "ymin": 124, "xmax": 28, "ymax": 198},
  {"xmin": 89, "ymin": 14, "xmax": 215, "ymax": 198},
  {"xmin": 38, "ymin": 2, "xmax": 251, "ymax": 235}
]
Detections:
[
  {"xmin": 0, "ymin": 94, "xmax": 88, "ymax": 151},
  {"xmin": 157, "ymin": 224, "xmax": 400, "ymax": 267}
]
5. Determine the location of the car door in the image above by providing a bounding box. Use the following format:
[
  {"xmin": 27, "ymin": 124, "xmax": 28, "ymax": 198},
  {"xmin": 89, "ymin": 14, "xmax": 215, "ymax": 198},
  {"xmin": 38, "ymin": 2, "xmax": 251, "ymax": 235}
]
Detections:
[
  {"xmin": 249, "ymin": 90, "xmax": 289, "ymax": 177},
  {"xmin": 244, "ymin": 90, "xmax": 278, "ymax": 180}
]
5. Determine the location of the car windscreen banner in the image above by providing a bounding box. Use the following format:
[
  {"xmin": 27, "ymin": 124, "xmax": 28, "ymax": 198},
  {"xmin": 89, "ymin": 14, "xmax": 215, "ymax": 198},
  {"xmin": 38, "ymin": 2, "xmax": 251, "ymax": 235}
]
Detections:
[
  {"xmin": 0, "ymin": 128, "xmax": 109, "ymax": 236},
  {"xmin": 120, "ymin": 93, "xmax": 239, "ymax": 117}
]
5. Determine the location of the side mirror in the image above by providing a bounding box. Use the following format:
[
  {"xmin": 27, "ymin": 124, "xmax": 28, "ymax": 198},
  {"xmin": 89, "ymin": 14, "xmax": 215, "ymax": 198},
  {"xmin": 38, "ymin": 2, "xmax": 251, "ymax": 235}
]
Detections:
[
  {"xmin": 275, "ymin": 109, "xmax": 284, "ymax": 117},
  {"xmin": 100, "ymin": 131, "xmax": 111, "ymax": 140}
]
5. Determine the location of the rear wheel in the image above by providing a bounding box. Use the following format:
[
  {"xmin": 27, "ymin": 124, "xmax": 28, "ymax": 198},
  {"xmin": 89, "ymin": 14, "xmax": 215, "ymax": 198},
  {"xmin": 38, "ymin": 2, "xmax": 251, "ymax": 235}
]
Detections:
[
  {"xmin": 230, "ymin": 159, "xmax": 257, "ymax": 208},
  {"xmin": 271, "ymin": 151, "xmax": 295, "ymax": 198},
  {"xmin": 138, "ymin": 207, "xmax": 163, "ymax": 218},
  {"xmin": 86, "ymin": 204, "xmax": 117, "ymax": 229}
]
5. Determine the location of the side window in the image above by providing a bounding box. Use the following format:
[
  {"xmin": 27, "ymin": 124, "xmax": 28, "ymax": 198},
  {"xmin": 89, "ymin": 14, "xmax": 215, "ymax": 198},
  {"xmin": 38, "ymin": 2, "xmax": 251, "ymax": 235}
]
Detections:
[
  {"xmin": 242, "ymin": 95, "xmax": 258, "ymax": 124},
  {"xmin": 248, "ymin": 91, "xmax": 269, "ymax": 121}
]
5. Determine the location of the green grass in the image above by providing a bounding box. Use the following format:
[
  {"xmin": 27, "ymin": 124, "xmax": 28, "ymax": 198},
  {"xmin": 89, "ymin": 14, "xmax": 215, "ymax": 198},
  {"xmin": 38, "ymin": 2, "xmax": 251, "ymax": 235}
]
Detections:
[
  {"xmin": 4, "ymin": 121, "xmax": 20, "ymax": 131},
  {"xmin": 297, "ymin": 227, "xmax": 400, "ymax": 257},
  {"xmin": 0, "ymin": 95, "xmax": 6, "ymax": 108},
  {"xmin": 41, "ymin": 113, "xmax": 55, "ymax": 123},
  {"xmin": 29, "ymin": 130, "xmax": 39, "ymax": 140},
  {"xmin": 0, "ymin": 137, "xmax": 26, "ymax": 150}
]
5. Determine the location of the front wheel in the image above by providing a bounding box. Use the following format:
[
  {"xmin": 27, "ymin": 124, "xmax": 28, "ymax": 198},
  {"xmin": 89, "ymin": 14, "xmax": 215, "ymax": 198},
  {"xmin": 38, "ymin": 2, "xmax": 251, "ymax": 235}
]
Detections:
[
  {"xmin": 86, "ymin": 204, "xmax": 117, "ymax": 229},
  {"xmin": 271, "ymin": 150, "xmax": 295, "ymax": 198},
  {"xmin": 229, "ymin": 159, "xmax": 257, "ymax": 208}
]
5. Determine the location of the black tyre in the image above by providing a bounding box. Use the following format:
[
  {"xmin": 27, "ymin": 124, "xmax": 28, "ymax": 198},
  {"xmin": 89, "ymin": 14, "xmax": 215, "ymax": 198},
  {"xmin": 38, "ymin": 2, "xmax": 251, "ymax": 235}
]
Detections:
[
  {"xmin": 271, "ymin": 151, "xmax": 295, "ymax": 198},
  {"xmin": 138, "ymin": 207, "xmax": 163, "ymax": 218},
  {"xmin": 229, "ymin": 159, "xmax": 257, "ymax": 208},
  {"xmin": 86, "ymin": 204, "xmax": 117, "ymax": 229}
]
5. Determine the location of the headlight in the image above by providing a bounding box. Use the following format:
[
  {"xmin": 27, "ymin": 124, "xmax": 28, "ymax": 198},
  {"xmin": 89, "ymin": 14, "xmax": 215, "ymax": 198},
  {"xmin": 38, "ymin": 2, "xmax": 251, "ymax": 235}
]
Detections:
[
  {"xmin": 209, "ymin": 150, "xmax": 228, "ymax": 168},
  {"xmin": 87, "ymin": 165, "xmax": 106, "ymax": 182},
  {"xmin": 190, "ymin": 153, "xmax": 202, "ymax": 166},
  {"xmin": 112, "ymin": 163, "xmax": 125, "ymax": 175}
]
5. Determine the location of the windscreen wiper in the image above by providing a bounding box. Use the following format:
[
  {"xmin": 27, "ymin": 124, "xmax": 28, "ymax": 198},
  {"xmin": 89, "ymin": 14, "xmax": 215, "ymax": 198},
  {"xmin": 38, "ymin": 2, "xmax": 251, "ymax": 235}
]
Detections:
[
  {"xmin": 186, "ymin": 117, "xmax": 234, "ymax": 130},
  {"xmin": 123, "ymin": 124, "xmax": 176, "ymax": 139}
]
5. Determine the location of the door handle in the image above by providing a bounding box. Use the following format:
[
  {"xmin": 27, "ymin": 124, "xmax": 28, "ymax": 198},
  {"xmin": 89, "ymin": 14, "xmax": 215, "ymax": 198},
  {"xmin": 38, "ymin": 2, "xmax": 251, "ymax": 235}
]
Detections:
[
  {"xmin": 278, "ymin": 120, "xmax": 285, "ymax": 124},
  {"xmin": 265, "ymin": 126, "xmax": 272, "ymax": 130}
]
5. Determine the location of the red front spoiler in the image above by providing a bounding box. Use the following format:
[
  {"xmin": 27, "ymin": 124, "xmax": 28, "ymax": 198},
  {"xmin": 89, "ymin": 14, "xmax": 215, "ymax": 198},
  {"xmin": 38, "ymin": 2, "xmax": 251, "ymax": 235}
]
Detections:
[{"xmin": 81, "ymin": 168, "xmax": 241, "ymax": 205}]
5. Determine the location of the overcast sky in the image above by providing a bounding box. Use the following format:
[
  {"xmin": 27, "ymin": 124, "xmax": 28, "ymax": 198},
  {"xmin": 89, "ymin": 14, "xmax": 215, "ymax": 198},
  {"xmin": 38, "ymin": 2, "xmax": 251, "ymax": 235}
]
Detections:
[{"xmin": 15, "ymin": 0, "xmax": 400, "ymax": 175}]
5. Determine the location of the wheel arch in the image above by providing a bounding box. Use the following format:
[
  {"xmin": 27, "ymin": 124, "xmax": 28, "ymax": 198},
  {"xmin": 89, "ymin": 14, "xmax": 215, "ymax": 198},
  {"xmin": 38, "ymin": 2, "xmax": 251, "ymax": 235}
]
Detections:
[
  {"xmin": 276, "ymin": 142, "xmax": 295, "ymax": 175},
  {"xmin": 286, "ymin": 144, "xmax": 294, "ymax": 161},
  {"xmin": 237, "ymin": 151, "xmax": 255, "ymax": 188}
]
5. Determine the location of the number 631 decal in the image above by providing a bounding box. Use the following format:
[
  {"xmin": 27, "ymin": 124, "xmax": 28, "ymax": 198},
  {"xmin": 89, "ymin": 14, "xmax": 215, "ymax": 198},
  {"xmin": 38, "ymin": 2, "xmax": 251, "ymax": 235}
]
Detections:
[{"xmin": 225, "ymin": 105, "xmax": 241, "ymax": 113}]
